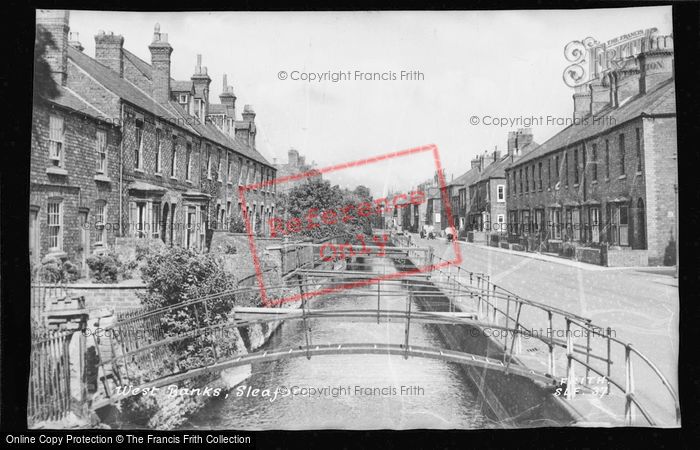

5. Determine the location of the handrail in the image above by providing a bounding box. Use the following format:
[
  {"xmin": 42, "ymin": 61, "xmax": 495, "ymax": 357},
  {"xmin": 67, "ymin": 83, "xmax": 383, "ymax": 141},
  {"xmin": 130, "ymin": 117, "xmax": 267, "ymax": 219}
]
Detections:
[
  {"xmin": 96, "ymin": 231, "xmax": 679, "ymax": 426},
  {"xmin": 392, "ymin": 231, "xmax": 680, "ymax": 426}
]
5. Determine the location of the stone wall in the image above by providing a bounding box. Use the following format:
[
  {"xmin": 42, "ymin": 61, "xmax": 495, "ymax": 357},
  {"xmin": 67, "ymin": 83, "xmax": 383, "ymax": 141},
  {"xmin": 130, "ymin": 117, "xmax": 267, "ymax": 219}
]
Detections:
[{"xmin": 67, "ymin": 282, "xmax": 145, "ymax": 315}]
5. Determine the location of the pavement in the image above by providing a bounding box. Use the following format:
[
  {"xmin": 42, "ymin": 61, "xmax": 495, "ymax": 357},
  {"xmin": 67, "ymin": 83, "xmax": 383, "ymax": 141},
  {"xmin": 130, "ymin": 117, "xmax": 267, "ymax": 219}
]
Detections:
[{"xmin": 408, "ymin": 233, "xmax": 680, "ymax": 426}]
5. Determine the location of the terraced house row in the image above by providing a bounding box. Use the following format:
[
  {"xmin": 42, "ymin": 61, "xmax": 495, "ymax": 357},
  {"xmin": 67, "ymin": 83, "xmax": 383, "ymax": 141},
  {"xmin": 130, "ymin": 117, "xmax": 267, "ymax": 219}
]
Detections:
[
  {"xmin": 401, "ymin": 32, "xmax": 677, "ymax": 267},
  {"xmin": 31, "ymin": 10, "xmax": 278, "ymax": 267}
]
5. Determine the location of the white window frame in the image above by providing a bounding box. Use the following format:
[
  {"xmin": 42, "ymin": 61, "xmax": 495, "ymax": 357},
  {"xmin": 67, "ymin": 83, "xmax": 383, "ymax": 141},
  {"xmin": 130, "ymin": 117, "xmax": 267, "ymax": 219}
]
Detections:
[
  {"xmin": 95, "ymin": 201, "xmax": 107, "ymax": 244},
  {"xmin": 170, "ymin": 137, "xmax": 178, "ymax": 178},
  {"xmin": 206, "ymin": 146, "xmax": 212, "ymax": 179},
  {"xmin": 49, "ymin": 115, "xmax": 64, "ymax": 168},
  {"xmin": 96, "ymin": 130, "xmax": 107, "ymax": 174},
  {"xmin": 590, "ymin": 207, "xmax": 600, "ymax": 243},
  {"xmin": 496, "ymin": 184, "xmax": 505, "ymax": 202},
  {"xmin": 47, "ymin": 199, "xmax": 63, "ymax": 251},
  {"xmin": 155, "ymin": 128, "xmax": 162, "ymax": 174},
  {"xmin": 178, "ymin": 94, "xmax": 188, "ymax": 104},
  {"xmin": 135, "ymin": 123, "xmax": 144, "ymax": 170},
  {"xmin": 185, "ymin": 144, "xmax": 192, "ymax": 181},
  {"xmin": 151, "ymin": 202, "xmax": 161, "ymax": 239},
  {"xmin": 217, "ymin": 150, "xmax": 223, "ymax": 181}
]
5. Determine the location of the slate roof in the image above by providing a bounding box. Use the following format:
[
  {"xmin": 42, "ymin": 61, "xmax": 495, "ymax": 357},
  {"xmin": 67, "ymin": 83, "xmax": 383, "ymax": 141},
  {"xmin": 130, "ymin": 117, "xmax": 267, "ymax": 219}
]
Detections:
[
  {"xmin": 208, "ymin": 104, "xmax": 227, "ymax": 114},
  {"xmin": 46, "ymin": 85, "xmax": 110, "ymax": 122},
  {"xmin": 511, "ymin": 78, "xmax": 675, "ymax": 168},
  {"xmin": 67, "ymin": 45, "xmax": 272, "ymax": 167},
  {"xmin": 448, "ymin": 167, "xmax": 481, "ymax": 190},
  {"xmin": 477, "ymin": 141, "xmax": 539, "ymax": 181},
  {"xmin": 122, "ymin": 49, "xmax": 153, "ymax": 80},
  {"xmin": 171, "ymin": 80, "xmax": 193, "ymax": 92}
]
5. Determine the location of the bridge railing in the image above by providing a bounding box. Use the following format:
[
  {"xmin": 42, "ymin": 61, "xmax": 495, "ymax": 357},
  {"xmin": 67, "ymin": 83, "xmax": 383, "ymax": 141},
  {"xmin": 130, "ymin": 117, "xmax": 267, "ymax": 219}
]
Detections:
[{"xmin": 417, "ymin": 242, "xmax": 680, "ymax": 426}]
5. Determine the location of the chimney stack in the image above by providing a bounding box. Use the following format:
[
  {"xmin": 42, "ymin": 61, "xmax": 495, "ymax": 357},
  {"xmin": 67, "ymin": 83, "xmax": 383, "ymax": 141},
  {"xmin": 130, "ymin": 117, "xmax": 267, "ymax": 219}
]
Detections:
[
  {"xmin": 288, "ymin": 148, "xmax": 299, "ymax": 166},
  {"xmin": 589, "ymin": 80, "xmax": 609, "ymax": 116},
  {"xmin": 36, "ymin": 10, "xmax": 70, "ymax": 86},
  {"xmin": 219, "ymin": 73, "xmax": 237, "ymax": 118},
  {"xmin": 572, "ymin": 84, "xmax": 591, "ymax": 121},
  {"xmin": 191, "ymin": 54, "xmax": 211, "ymax": 118},
  {"xmin": 95, "ymin": 30, "xmax": 124, "ymax": 76},
  {"xmin": 242, "ymin": 104, "xmax": 256, "ymax": 123},
  {"xmin": 492, "ymin": 146, "xmax": 501, "ymax": 162},
  {"xmin": 148, "ymin": 23, "xmax": 173, "ymax": 104},
  {"xmin": 470, "ymin": 157, "xmax": 481, "ymax": 170},
  {"xmin": 638, "ymin": 36, "xmax": 674, "ymax": 94}
]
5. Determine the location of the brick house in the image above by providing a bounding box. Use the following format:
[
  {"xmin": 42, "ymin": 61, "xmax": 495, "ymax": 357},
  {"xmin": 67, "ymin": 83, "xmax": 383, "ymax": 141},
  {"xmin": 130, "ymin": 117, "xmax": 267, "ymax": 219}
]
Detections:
[
  {"xmin": 32, "ymin": 10, "xmax": 278, "ymax": 267},
  {"xmin": 504, "ymin": 39, "xmax": 676, "ymax": 266},
  {"xmin": 439, "ymin": 166, "xmax": 480, "ymax": 236}
]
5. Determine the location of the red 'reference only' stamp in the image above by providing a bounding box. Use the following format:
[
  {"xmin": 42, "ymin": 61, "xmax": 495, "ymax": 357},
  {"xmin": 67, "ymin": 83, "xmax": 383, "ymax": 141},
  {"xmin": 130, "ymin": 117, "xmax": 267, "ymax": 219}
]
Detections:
[{"xmin": 239, "ymin": 144, "xmax": 462, "ymax": 306}]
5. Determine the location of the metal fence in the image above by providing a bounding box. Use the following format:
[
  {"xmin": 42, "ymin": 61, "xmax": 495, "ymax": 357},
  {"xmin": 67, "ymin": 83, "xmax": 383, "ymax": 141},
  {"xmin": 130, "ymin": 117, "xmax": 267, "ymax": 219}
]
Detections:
[{"xmin": 28, "ymin": 330, "xmax": 74, "ymax": 426}]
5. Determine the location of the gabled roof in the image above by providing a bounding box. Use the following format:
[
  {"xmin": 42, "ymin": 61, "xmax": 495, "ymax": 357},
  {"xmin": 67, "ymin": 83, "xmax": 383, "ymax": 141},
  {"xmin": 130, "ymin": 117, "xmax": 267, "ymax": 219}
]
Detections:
[
  {"xmin": 67, "ymin": 45, "xmax": 272, "ymax": 167},
  {"xmin": 512, "ymin": 78, "xmax": 675, "ymax": 168}
]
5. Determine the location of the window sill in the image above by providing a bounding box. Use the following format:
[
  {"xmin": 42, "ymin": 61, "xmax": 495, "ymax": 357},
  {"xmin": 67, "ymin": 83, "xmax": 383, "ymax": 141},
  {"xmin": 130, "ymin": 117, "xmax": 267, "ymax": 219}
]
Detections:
[
  {"xmin": 186, "ymin": 179, "xmax": 192, "ymax": 184},
  {"xmin": 155, "ymin": 172, "xmax": 162, "ymax": 177},
  {"xmin": 170, "ymin": 176, "xmax": 178, "ymax": 181},
  {"xmin": 573, "ymin": 183, "xmax": 579, "ymax": 188},
  {"xmin": 635, "ymin": 171, "xmax": 643, "ymax": 176},
  {"xmin": 94, "ymin": 174, "xmax": 111, "ymax": 183},
  {"xmin": 134, "ymin": 168, "xmax": 145, "ymax": 173},
  {"xmin": 591, "ymin": 180, "xmax": 598, "ymax": 185},
  {"xmin": 618, "ymin": 175, "xmax": 627, "ymax": 180},
  {"xmin": 46, "ymin": 167, "xmax": 68, "ymax": 176}
]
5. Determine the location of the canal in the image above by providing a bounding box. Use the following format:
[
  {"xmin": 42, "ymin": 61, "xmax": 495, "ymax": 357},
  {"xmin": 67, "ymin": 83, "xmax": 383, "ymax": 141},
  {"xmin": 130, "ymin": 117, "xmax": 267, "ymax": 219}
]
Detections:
[{"xmin": 186, "ymin": 256, "xmax": 491, "ymax": 429}]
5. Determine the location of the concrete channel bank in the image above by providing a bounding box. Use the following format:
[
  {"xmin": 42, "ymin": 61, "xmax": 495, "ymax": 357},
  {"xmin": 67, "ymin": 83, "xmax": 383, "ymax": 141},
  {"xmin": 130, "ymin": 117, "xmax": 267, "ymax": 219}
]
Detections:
[{"xmin": 392, "ymin": 246, "xmax": 580, "ymax": 427}]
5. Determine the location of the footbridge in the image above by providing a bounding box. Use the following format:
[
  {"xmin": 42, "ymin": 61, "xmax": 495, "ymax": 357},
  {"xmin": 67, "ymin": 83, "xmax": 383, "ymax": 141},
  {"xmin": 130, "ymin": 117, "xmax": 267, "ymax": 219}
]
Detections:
[{"xmin": 82, "ymin": 233, "xmax": 679, "ymax": 427}]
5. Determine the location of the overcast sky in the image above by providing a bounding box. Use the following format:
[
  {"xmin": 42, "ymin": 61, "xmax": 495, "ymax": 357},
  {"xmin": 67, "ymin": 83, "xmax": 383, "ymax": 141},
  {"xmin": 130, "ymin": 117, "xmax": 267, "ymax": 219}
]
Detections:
[{"xmin": 69, "ymin": 7, "xmax": 672, "ymax": 197}]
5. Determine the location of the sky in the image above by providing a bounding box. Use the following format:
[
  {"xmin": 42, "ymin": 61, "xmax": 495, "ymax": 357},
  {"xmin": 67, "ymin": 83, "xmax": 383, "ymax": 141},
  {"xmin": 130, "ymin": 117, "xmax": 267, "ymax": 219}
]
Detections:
[{"xmin": 68, "ymin": 7, "xmax": 673, "ymax": 197}]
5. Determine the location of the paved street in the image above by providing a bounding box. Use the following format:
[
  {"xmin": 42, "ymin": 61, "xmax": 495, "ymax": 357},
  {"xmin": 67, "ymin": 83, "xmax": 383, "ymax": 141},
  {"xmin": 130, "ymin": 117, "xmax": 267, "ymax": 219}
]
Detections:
[{"xmin": 410, "ymin": 233, "xmax": 679, "ymax": 425}]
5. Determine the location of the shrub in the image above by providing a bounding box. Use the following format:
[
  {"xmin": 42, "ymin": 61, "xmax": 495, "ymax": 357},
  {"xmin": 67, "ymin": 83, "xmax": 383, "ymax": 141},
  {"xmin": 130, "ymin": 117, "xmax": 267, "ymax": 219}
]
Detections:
[
  {"xmin": 228, "ymin": 216, "xmax": 246, "ymax": 233},
  {"xmin": 61, "ymin": 260, "xmax": 80, "ymax": 283},
  {"xmin": 139, "ymin": 246, "xmax": 235, "ymax": 313},
  {"xmin": 86, "ymin": 253, "xmax": 120, "ymax": 283},
  {"xmin": 37, "ymin": 257, "xmax": 79, "ymax": 283}
]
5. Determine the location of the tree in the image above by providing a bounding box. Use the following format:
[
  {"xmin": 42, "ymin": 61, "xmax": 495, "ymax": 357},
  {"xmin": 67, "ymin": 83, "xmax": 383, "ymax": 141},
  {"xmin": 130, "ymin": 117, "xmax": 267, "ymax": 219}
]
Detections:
[
  {"xmin": 282, "ymin": 179, "xmax": 373, "ymax": 240},
  {"xmin": 33, "ymin": 25, "xmax": 60, "ymax": 102}
]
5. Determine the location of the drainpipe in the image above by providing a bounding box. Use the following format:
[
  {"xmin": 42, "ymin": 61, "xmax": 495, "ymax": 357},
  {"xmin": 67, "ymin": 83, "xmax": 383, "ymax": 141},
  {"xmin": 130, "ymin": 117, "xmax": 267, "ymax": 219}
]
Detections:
[{"xmin": 119, "ymin": 103, "xmax": 124, "ymax": 237}]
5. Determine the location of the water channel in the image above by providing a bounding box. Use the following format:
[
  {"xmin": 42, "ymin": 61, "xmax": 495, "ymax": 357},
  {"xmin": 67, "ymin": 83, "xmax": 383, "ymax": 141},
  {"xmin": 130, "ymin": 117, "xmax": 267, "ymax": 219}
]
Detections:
[{"xmin": 186, "ymin": 256, "xmax": 492, "ymax": 429}]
